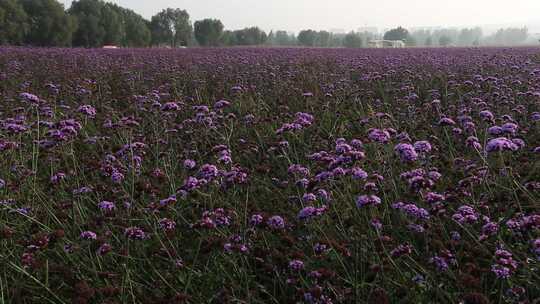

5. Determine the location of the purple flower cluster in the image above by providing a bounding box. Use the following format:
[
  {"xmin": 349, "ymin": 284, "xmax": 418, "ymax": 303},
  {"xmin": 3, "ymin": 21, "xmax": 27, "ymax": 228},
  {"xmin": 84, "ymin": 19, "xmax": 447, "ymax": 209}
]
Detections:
[
  {"xmin": 20, "ymin": 92, "xmax": 40, "ymax": 103},
  {"xmin": 429, "ymin": 250, "xmax": 456, "ymax": 272},
  {"xmin": 532, "ymin": 239, "xmax": 540, "ymax": 260},
  {"xmin": 400, "ymin": 168, "xmax": 440, "ymax": 191},
  {"xmin": 78, "ymin": 105, "xmax": 97, "ymax": 117},
  {"xmin": 298, "ymin": 205, "xmax": 328, "ymax": 220},
  {"xmin": 505, "ymin": 214, "xmax": 540, "ymax": 232},
  {"xmin": 267, "ymin": 215, "xmax": 286, "ymax": 230},
  {"xmin": 80, "ymin": 231, "xmax": 97, "ymax": 240},
  {"xmin": 197, "ymin": 208, "xmax": 234, "ymax": 229},
  {"xmin": 288, "ymin": 259, "xmax": 304, "ymax": 271},
  {"xmin": 485, "ymin": 137, "xmax": 519, "ymax": 153},
  {"xmin": 391, "ymin": 243, "xmax": 413, "ymax": 258},
  {"xmin": 183, "ymin": 159, "xmax": 197, "ymax": 169},
  {"xmin": 367, "ymin": 128, "xmax": 391, "ymax": 143},
  {"xmin": 124, "ymin": 227, "xmax": 147, "ymax": 240},
  {"xmin": 276, "ymin": 112, "xmax": 314, "ymax": 134},
  {"xmin": 214, "ymin": 99, "xmax": 231, "ymax": 109},
  {"xmin": 392, "ymin": 202, "xmax": 430, "ymax": 220},
  {"xmin": 452, "ymin": 205, "xmax": 479, "ymax": 224},
  {"xmin": 98, "ymin": 200, "xmax": 116, "ymax": 211},
  {"xmin": 413, "ymin": 140, "xmax": 432, "ymax": 153},
  {"xmin": 356, "ymin": 194, "xmax": 381, "ymax": 208},
  {"xmin": 394, "ymin": 143, "xmax": 418, "ymax": 162},
  {"xmin": 491, "ymin": 249, "xmax": 518, "ymax": 279},
  {"xmin": 288, "ymin": 164, "xmax": 310, "ymax": 177},
  {"xmin": 158, "ymin": 218, "xmax": 176, "ymax": 231}
]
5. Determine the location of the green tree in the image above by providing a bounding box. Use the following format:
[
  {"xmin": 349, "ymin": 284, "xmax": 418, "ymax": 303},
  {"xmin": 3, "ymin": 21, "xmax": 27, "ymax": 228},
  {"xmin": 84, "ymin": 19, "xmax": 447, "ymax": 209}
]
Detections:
[
  {"xmin": 315, "ymin": 31, "xmax": 331, "ymax": 47},
  {"xmin": 69, "ymin": 0, "xmax": 107, "ymax": 47},
  {"xmin": 70, "ymin": 0, "xmax": 151, "ymax": 47},
  {"xmin": 21, "ymin": 0, "xmax": 76, "ymax": 46},
  {"xmin": 410, "ymin": 29, "xmax": 431, "ymax": 47},
  {"xmin": 266, "ymin": 30, "xmax": 275, "ymax": 45},
  {"xmin": 383, "ymin": 26, "xmax": 409, "ymax": 41},
  {"xmin": 329, "ymin": 33, "xmax": 345, "ymax": 47},
  {"xmin": 485, "ymin": 27, "xmax": 528, "ymax": 46},
  {"xmin": 439, "ymin": 35, "xmax": 452, "ymax": 46},
  {"xmin": 432, "ymin": 28, "xmax": 459, "ymax": 46},
  {"xmin": 233, "ymin": 27, "xmax": 266, "ymax": 45},
  {"xmin": 194, "ymin": 19, "xmax": 224, "ymax": 46},
  {"xmin": 101, "ymin": 3, "xmax": 124, "ymax": 45},
  {"xmin": 274, "ymin": 30, "xmax": 294, "ymax": 46},
  {"xmin": 343, "ymin": 31, "xmax": 362, "ymax": 48},
  {"xmin": 405, "ymin": 36, "xmax": 416, "ymax": 46},
  {"xmin": 120, "ymin": 8, "xmax": 151, "ymax": 47},
  {"xmin": 220, "ymin": 30, "xmax": 237, "ymax": 46},
  {"xmin": 150, "ymin": 8, "xmax": 192, "ymax": 47},
  {"xmin": 0, "ymin": 0, "xmax": 28, "ymax": 45},
  {"xmin": 297, "ymin": 30, "xmax": 317, "ymax": 46}
]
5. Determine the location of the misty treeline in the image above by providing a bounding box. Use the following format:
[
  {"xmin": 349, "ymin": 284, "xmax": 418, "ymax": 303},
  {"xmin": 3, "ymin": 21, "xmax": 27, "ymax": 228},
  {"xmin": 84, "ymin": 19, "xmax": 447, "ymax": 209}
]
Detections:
[
  {"xmin": 0, "ymin": 0, "xmax": 533, "ymax": 47},
  {"xmin": 405, "ymin": 27, "xmax": 530, "ymax": 47},
  {"xmin": 280, "ymin": 27, "xmax": 531, "ymax": 48}
]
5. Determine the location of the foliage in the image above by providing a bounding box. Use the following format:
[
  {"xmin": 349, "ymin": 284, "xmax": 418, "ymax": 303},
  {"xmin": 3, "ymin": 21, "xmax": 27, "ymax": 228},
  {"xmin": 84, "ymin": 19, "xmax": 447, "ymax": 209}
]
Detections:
[
  {"xmin": 219, "ymin": 30, "xmax": 237, "ymax": 46},
  {"xmin": 70, "ymin": 0, "xmax": 151, "ymax": 47},
  {"xmin": 383, "ymin": 26, "xmax": 409, "ymax": 41},
  {"xmin": 439, "ymin": 35, "xmax": 452, "ymax": 46},
  {"xmin": 69, "ymin": 0, "xmax": 107, "ymax": 47},
  {"xmin": 315, "ymin": 30, "xmax": 331, "ymax": 47},
  {"xmin": 343, "ymin": 31, "xmax": 363, "ymax": 48},
  {"xmin": 194, "ymin": 19, "xmax": 224, "ymax": 47},
  {"xmin": 484, "ymin": 27, "xmax": 529, "ymax": 46},
  {"xmin": 457, "ymin": 27, "xmax": 482, "ymax": 46},
  {"xmin": 150, "ymin": 8, "xmax": 193, "ymax": 47},
  {"xmin": 297, "ymin": 29, "xmax": 317, "ymax": 46},
  {"xmin": 0, "ymin": 0, "xmax": 29, "ymax": 45},
  {"xmin": 119, "ymin": 6, "xmax": 151, "ymax": 47},
  {"xmin": 21, "ymin": 0, "xmax": 76, "ymax": 46},
  {"xmin": 232, "ymin": 27, "xmax": 267, "ymax": 45}
]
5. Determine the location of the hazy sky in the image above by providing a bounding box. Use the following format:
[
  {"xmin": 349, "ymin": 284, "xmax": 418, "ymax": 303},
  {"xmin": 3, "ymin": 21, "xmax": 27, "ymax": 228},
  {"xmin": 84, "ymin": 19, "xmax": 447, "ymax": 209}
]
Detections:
[{"xmin": 60, "ymin": 0, "xmax": 540, "ymax": 32}]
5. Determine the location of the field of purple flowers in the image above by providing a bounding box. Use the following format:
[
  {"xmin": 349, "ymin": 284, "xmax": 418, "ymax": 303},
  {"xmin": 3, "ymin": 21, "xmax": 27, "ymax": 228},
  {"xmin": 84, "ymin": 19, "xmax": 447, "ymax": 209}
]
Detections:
[{"xmin": 0, "ymin": 47, "xmax": 539, "ymax": 303}]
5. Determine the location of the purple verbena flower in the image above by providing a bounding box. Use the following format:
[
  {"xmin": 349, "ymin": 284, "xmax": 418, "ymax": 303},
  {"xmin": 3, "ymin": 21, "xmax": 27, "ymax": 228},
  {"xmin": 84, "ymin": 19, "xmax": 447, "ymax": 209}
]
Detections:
[
  {"xmin": 394, "ymin": 143, "xmax": 418, "ymax": 162},
  {"xmin": 78, "ymin": 105, "xmax": 97, "ymax": 117},
  {"xmin": 267, "ymin": 215, "xmax": 285, "ymax": 230},
  {"xmin": 98, "ymin": 201, "xmax": 116, "ymax": 211},
  {"xmin": 413, "ymin": 140, "xmax": 432, "ymax": 153},
  {"xmin": 288, "ymin": 259, "xmax": 304, "ymax": 271},
  {"xmin": 183, "ymin": 159, "xmax": 196, "ymax": 169},
  {"xmin": 486, "ymin": 137, "xmax": 519, "ymax": 153},
  {"xmin": 124, "ymin": 227, "xmax": 147, "ymax": 240},
  {"xmin": 356, "ymin": 194, "xmax": 381, "ymax": 208},
  {"xmin": 367, "ymin": 128, "xmax": 391, "ymax": 143},
  {"xmin": 80, "ymin": 231, "xmax": 97, "ymax": 240}
]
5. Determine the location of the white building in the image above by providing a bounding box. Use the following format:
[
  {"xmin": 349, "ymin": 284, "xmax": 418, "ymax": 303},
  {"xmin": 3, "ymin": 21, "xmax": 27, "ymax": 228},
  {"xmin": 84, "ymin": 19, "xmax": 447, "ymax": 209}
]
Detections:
[{"xmin": 368, "ymin": 40, "xmax": 406, "ymax": 48}]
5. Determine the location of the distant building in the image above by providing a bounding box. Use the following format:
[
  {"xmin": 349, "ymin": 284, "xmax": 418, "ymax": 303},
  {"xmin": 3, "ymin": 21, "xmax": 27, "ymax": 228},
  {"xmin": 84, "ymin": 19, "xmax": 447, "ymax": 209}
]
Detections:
[
  {"xmin": 102, "ymin": 45, "xmax": 119, "ymax": 49},
  {"xmin": 368, "ymin": 40, "xmax": 405, "ymax": 48}
]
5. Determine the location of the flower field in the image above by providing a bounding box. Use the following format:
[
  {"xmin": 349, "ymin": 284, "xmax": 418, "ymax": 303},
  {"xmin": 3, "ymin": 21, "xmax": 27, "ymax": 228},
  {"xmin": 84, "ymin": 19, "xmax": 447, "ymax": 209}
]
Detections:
[{"xmin": 0, "ymin": 47, "xmax": 539, "ymax": 303}]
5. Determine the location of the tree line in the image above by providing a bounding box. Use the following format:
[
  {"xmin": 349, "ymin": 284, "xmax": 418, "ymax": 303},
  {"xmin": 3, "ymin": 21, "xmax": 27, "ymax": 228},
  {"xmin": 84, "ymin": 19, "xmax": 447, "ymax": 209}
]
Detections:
[
  {"xmin": 0, "ymin": 0, "xmax": 532, "ymax": 47},
  {"xmin": 394, "ymin": 26, "xmax": 530, "ymax": 47},
  {"xmin": 0, "ymin": 0, "xmax": 268, "ymax": 47}
]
